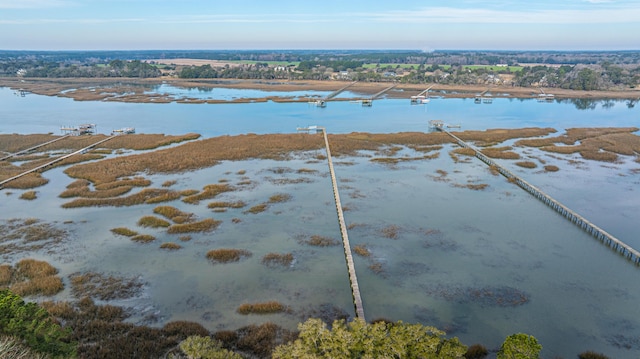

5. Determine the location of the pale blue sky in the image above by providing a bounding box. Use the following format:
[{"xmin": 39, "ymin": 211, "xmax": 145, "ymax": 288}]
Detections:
[{"xmin": 1, "ymin": 0, "xmax": 638, "ymax": 50}]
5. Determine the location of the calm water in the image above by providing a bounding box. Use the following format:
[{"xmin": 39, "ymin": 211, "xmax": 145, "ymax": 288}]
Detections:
[{"xmin": 1, "ymin": 87, "xmax": 640, "ymax": 358}]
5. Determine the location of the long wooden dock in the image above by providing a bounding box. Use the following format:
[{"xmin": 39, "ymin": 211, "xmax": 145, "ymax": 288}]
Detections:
[
  {"xmin": 0, "ymin": 135, "xmax": 117, "ymax": 189},
  {"xmin": 317, "ymin": 126, "xmax": 366, "ymax": 320},
  {"xmin": 0, "ymin": 134, "xmax": 71, "ymax": 162},
  {"xmin": 325, "ymin": 81, "xmax": 358, "ymax": 101},
  {"xmin": 362, "ymin": 84, "xmax": 397, "ymax": 106},
  {"xmin": 437, "ymin": 127, "xmax": 640, "ymax": 266}
]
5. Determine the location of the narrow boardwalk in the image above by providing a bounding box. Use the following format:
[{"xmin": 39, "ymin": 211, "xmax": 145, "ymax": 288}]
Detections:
[
  {"xmin": 0, "ymin": 134, "xmax": 71, "ymax": 161},
  {"xmin": 0, "ymin": 135, "xmax": 117, "ymax": 189},
  {"xmin": 325, "ymin": 81, "xmax": 358, "ymax": 101},
  {"xmin": 319, "ymin": 127, "xmax": 366, "ymax": 320},
  {"xmin": 438, "ymin": 127, "xmax": 640, "ymax": 266}
]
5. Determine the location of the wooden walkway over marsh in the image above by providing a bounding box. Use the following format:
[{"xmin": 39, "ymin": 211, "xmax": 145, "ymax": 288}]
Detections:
[
  {"xmin": 314, "ymin": 126, "xmax": 366, "ymax": 320},
  {"xmin": 437, "ymin": 126, "xmax": 640, "ymax": 266},
  {"xmin": 0, "ymin": 134, "xmax": 71, "ymax": 162},
  {"xmin": 0, "ymin": 135, "xmax": 118, "ymax": 189}
]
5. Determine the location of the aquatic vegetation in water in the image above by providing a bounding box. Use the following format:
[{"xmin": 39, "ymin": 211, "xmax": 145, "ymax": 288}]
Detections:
[
  {"xmin": 131, "ymin": 234, "xmax": 156, "ymax": 243},
  {"xmin": 236, "ymin": 301, "xmax": 287, "ymax": 315},
  {"xmin": 1, "ymin": 258, "xmax": 64, "ymax": 296},
  {"xmin": 167, "ymin": 218, "xmax": 221, "ymax": 233},
  {"xmin": 423, "ymin": 285, "xmax": 529, "ymax": 307},
  {"xmin": 207, "ymin": 201, "xmax": 246, "ymax": 209},
  {"xmin": 297, "ymin": 234, "xmax": 339, "ymax": 247},
  {"xmin": 110, "ymin": 227, "xmax": 138, "ymax": 237},
  {"xmin": 160, "ymin": 242, "xmax": 182, "ymax": 250},
  {"xmin": 244, "ymin": 203, "xmax": 268, "ymax": 214},
  {"xmin": 268, "ymin": 193, "xmax": 292, "ymax": 203},
  {"xmin": 0, "ymin": 219, "xmax": 68, "ymax": 256},
  {"xmin": 297, "ymin": 303, "xmax": 350, "ymax": 324},
  {"xmin": 515, "ymin": 161, "xmax": 537, "ymax": 169},
  {"xmin": 19, "ymin": 190, "xmax": 37, "ymax": 200},
  {"xmin": 352, "ymin": 244, "xmax": 371, "ymax": 257},
  {"xmin": 206, "ymin": 248, "xmax": 252, "ymax": 264},
  {"xmin": 137, "ymin": 215, "xmax": 171, "ymax": 228},
  {"xmin": 423, "ymin": 229, "xmax": 458, "ymax": 251},
  {"xmin": 69, "ymin": 271, "xmax": 144, "ymax": 300},
  {"xmin": 61, "ymin": 188, "xmax": 180, "ymax": 208},
  {"xmin": 182, "ymin": 183, "xmax": 235, "ymax": 204},
  {"xmin": 153, "ymin": 205, "xmax": 195, "ymax": 224},
  {"xmin": 379, "ymin": 225, "xmax": 400, "ymax": 239},
  {"xmin": 261, "ymin": 253, "xmax": 294, "ymax": 268}
]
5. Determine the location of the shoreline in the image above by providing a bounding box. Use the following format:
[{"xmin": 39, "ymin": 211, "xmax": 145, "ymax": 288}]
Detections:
[{"xmin": 1, "ymin": 77, "xmax": 639, "ymax": 103}]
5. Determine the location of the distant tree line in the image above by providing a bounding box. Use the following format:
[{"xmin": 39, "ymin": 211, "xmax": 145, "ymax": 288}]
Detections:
[{"xmin": 1, "ymin": 50, "xmax": 639, "ymax": 90}]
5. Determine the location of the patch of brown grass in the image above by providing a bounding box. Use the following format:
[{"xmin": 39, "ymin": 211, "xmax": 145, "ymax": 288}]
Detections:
[
  {"xmin": 61, "ymin": 188, "xmax": 180, "ymax": 208},
  {"xmin": 206, "ymin": 248, "xmax": 252, "ymax": 264},
  {"xmin": 137, "ymin": 215, "xmax": 171, "ymax": 228},
  {"xmin": 544, "ymin": 165, "xmax": 560, "ymax": 172},
  {"xmin": 515, "ymin": 161, "xmax": 537, "ymax": 169},
  {"xmin": 19, "ymin": 190, "xmax": 37, "ymax": 200},
  {"xmin": 167, "ymin": 218, "xmax": 221, "ymax": 233},
  {"xmin": 2, "ymin": 259, "xmax": 64, "ymax": 296},
  {"xmin": 303, "ymin": 235, "xmax": 339, "ymax": 247},
  {"xmin": 160, "ymin": 242, "xmax": 182, "ymax": 250},
  {"xmin": 153, "ymin": 205, "xmax": 195, "ymax": 223},
  {"xmin": 162, "ymin": 180, "xmax": 177, "ymax": 187},
  {"xmin": 244, "ymin": 203, "xmax": 268, "ymax": 214},
  {"xmin": 0, "ymin": 172, "xmax": 49, "ymax": 189},
  {"xmin": 110, "ymin": 227, "xmax": 138, "ymax": 237},
  {"xmin": 69, "ymin": 272, "xmax": 144, "ymax": 300},
  {"xmin": 480, "ymin": 146, "xmax": 520, "ymax": 160},
  {"xmin": 268, "ymin": 193, "xmax": 292, "ymax": 203},
  {"xmin": 182, "ymin": 184, "xmax": 235, "ymax": 204},
  {"xmin": 208, "ymin": 201, "xmax": 246, "ymax": 209},
  {"xmin": 353, "ymin": 245, "xmax": 371, "ymax": 257},
  {"xmin": 237, "ymin": 301, "xmax": 286, "ymax": 315},
  {"xmin": 94, "ymin": 177, "xmax": 151, "ymax": 190},
  {"xmin": 261, "ymin": 253, "xmax": 294, "ymax": 267},
  {"xmin": 131, "ymin": 234, "xmax": 156, "ymax": 243}
]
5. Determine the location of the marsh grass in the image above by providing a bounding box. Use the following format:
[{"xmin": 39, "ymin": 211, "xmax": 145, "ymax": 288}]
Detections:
[
  {"xmin": 178, "ymin": 235, "xmax": 192, "ymax": 242},
  {"xmin": 236, "ymin": 301, "xmax": 287, "ymax": 315},
  {"xmin": 0, "ymin": 173, "xmax": 49, "ymax": 189},
  {"xmin": 544, "ymin": 165, "xmax": 560, "ymax": 172},
  {"xmin": 137, "ymin": 215, "xmax": 171, "ymax": 228},
  {"xmin": 94, "ymin": 177, "xmax": 151, "ymax": 190},
  {"xmin": 244, "ymin": 203, "xmax": 268, "ymax": 214},
  {"xmin": 368, "ymin": 262, "xmax": 385, "ymax": 275},
  {"xmin": 515, "ymin": 161, "xmax": 537, "ymax": 169},
  {"xmin": 153, "ymin": 206, "xmax": 195, "ymax": 223},
  {"xmin": 69, "ymin": 272, "xmax": 144, "ymax": 300},
  {"xmin": 268, "ymin": 193, "xmax": 292, "ymax": 203},
  {"xmin": 19, "ymin": 191, "xmax": 37, "ymax": 200},
  {"xmin": 59, "ymin": 129, "xmax": 555, "ymax": 184},
  {"xmin": 131, "ymin": 234, "xmax": 156, "ymax": 243},
  {"xmin": 380, "ymin": 225, "xmax": 400, "ymax": 239},
  {"xmin": 208, "ymin": 201, "xmax": 246, "ymax": 209},
  {"xmin": 261, "ymin": 253, "xmax": 294, "ymax": 268},
  {"xmin": 480, "ymin": 146, "xmax": 520, "ymax": 160},
  {"xmin": 162, "ymin": 180, "xmax": 177, "ymax": 187},
  {"xmin": 301, "ymin": 235, "xmax": 339, "ymax": 247},
  {"xmin": 110, "ymin": 227, "xmax": 138, "ymax": 237},
  {"xmin": 1, "ymin": 259, "xmax": 64, "ymax": 296},
  {"xmin": 160, "ymin": 242, "xmax": 182, "ymax": 250},
  {"xmin": 182, "ymin": 184, "xmax": 235, "ymax": 204},
  {"xmin": 296, "ymin": 168, "xmax": 318, "ymax": 174},
  {"xmin": 206, "ymin": 248, "xmax": 252, "ymax": 264},
  {"xmin": 371, "ymin": 153, "xmax": 439, "ymax": 165},
  {"xmin": 167, "ymin": 218, "xmax": 221, "ymax": 233},
  {"xmin": 61, "ymin": 188, "xmax": 180, "ymax": 208},
  {"xmin": 353, "ymin": 245, "xmax": 371, "ymax": 257}
]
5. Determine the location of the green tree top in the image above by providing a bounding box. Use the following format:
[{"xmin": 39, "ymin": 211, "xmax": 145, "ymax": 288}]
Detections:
[
  {"xmin": 497, "ymin": 333, "xmax": 542, "ymax": 359},
  {"xmin": 272, "ymin": 318, "xmax": 467, "ymax": 359}
]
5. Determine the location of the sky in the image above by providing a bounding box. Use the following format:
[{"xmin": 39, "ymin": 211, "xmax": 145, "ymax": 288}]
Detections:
[{"xmin": 0, "ymin": 0, "xmax": 639, "ymax": 51}]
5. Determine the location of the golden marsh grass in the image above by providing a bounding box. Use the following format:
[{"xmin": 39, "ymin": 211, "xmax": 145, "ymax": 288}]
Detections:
[
  {"xmin": 137, "ymin": 215, "xmax": 171, "ymax": 228},
  {"xmin": 153, "ymin": 205, "xmax": 195, "ymax": 223},
  {"xmin": 236, "ymin": 301, "xmax": 286, "ymax": 315},
  {"xmin": 353, "ymin": 245, "xmax": 371, "ymax": 257},
  {"xmin": 131, "ymin": 234, "xmax": 156, "ymax": 243},
  {"xmin": 182, "ymin": 183, "xmax": 235, "ymax": 204},
  {"xmin": 19, "ymin": 190, "xmax": 37, "ymax": 200},
  {"xmin": 1, "ymin": 259, "xmax": 64, "ymax": 296},
  {"xmin": 208, "ymin": 201, "xmax": 246, "ymax": 209},
  {"xmin": 244, "ymin": 203, "xmax": 268, "ymax": 214},
  {"xmin": 61, "ymin": 188, "xmax": 180, "ymax": 208},
  {"xmin": 167, "ymin": 218, "xmax": 221, "ymax": 233},
  {"xmin": 110, "ymin": 227, "xmax": 138, "ymax": 237},
  {"xmin": 206, "ymin": 248, "xmax": 252, "ymax": 264},
  {"xmin": 515, "ymin": 161, "xmax": 537, "ymax": 169},
  {"xmin": 160, "ymin": 242, "xmax": 182, "ymax": 250}
]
